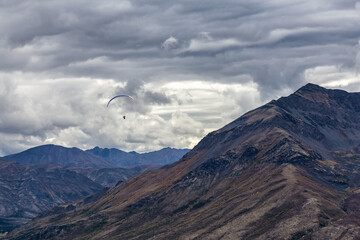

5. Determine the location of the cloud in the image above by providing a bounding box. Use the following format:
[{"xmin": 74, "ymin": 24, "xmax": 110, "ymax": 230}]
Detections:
[
  {"xmin": 109, "ymin": 79, "xmax": 173, "ymax": 114},
  {"xmin": 162, "ymin": 36, "xmax": 179, "ymax": 50},
  {"xmin": 185, "ymin": 38, "xmax": 244, "ymax": 53},
  {"xmin": 304, "ymin": 65, "xmax": 360, "ymax": 91},
  {"xmin": 198, "ymin": 32, "xmax": 212, "ymax": 40},
  {"xmin": 1, "ymin": 0, "xmax": 360, "ymax": 155}
]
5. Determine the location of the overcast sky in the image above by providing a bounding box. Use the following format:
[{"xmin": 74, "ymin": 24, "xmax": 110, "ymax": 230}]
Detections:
[{"xmin": 1, "ymin": 0, "xmax": 360, "ymax": 155}]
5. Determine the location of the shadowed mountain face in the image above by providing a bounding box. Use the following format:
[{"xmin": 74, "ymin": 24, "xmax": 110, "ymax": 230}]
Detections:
[
  {"xmin": 3, "ymin": 145, "xmax": 113, "ymax": 168},
  {"xmin": 7, "ymin": 84, "xmax": 360, "ymax": 239},
  {"xmin": 0, "ymin": 159, "xmax": 103, "ymax": 233},
  {"xmin": 86, "ymin": 147, "xmax": 190, "ymax": 168}
]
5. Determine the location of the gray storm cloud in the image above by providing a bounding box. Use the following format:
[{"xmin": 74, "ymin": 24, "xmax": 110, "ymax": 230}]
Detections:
[{"xmin": 1, "ymin": 0, "xmax": 360, "ymax": 155}]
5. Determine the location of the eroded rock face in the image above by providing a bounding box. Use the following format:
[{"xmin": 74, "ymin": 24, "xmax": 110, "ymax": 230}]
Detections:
[{"xmin": 7, "ymin": 84, "xmax": 360, "ymax": 240}]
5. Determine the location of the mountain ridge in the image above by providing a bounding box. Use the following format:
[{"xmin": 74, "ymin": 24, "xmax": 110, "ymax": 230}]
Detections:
[
  {"xmin": 3, "ymin": 144, "xmax": 190, "ymax": 169},
  {"xmin": 86, "ymin": 146, "xmax": 190, "ymax": 168},
  {"xmin": 3, "ymin": 144, "xmax": 113, "ymax": 168}
]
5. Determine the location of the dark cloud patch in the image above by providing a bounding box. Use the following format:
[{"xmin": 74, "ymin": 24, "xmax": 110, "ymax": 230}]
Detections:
[
  {"xmin": 1, "ymin": 0, "xmax": 359, "ymax": 91},
  {"xmin": 113, "ymin": 79, "xmax": 143, "ymax": 98},
  {"xmin": 144, "ymin": 91, "xmax": 172, "ymax": 105}
]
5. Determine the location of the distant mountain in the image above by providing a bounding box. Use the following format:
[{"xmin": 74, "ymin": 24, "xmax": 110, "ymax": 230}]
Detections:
[
  {"xmin": 3, "ymin": 144, "xmax": 113, "ymax": 168},
  {"xmin": 3, "ymin": 144, "xmax": 189, "ymax": 169},
  {"xmin": 0, "ymin": 159, "xmax": 103, "ymax": 233},
  {"xmin": 86, "ymin": 146, "xmax": 190, "ymax": 167},
  {"xmin": 9, "ymin": 84, "xmax": 360, "ymax": 239}
]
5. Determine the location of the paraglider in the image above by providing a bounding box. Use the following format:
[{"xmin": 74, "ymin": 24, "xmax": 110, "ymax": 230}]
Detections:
[{"xmin": 107, "ymin": 94, "xmax": 134, "ymax": 119}]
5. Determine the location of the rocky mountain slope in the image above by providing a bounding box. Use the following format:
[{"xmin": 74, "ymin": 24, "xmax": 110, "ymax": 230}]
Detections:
[
  {"xmin": 0, "ymin": 159, "xmax": 103, "ymax": 233},
  {"xmin": 3, "ymin": 145, "xmax": 113, "ymax": 168},
  {"xmin": 7, "ymin": 83, "xmax": 360, "ymax": 239},
  {"xmin": 86, "ymin": 147, "xmax": 190, "ymax": 168}
]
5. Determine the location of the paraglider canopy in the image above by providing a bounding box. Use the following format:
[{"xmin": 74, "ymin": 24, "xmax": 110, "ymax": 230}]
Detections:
[
  {"xmin": 107, "ymin": 94, "xmax": 134, "ymax": 107},
  {"xmin": 107, "ymin": 94, "xmax": 134, "ymax": 120}
]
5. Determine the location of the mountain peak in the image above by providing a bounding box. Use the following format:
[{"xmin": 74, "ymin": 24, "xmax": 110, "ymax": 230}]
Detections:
[
  {"xmin": 293, "ymin": 82, "xmax": 350, "ymax": 100},
  {"xmin": 293, "ymin": 83, "xmax": 330, "ymax": 102},
  {"xmin": 296, "ymin": 83, "xmax": 324, "ymax": 92},
  {"xmin": 271, "ymin": 82, "xmax": 360, "ymax": 115}
]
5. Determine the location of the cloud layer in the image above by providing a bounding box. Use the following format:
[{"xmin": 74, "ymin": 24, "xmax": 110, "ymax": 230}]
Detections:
[{"xmin": 1, "ymin": 0, "xmax": 360, "ymax": 155}]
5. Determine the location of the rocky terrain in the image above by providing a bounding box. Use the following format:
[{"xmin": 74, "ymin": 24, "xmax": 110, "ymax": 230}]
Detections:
[
  {"xmin": 86, "ymin": 146, "xmax": 190, "ymax": 168},
  {"xmin": 6, "ymin": 83, "xmax": 360, "ymax": 239}
]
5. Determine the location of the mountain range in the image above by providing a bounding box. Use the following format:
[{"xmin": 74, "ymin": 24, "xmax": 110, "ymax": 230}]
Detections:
[
  {"xmin": 86, "ymin": 146, "xmax": 190, "ymax": 167},
  {"xmin": 0, "ymin": 145, "xmax": 188, "ymax": 233},
  {"xmin": 3, "ymin": 145, "xmax": 112, "ymax": 168},
  {"xmin": 5, "ymin": 83, "xmax": 360, "ymax": 240}
]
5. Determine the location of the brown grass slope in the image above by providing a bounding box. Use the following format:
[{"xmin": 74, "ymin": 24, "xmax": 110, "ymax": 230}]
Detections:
[{"xmin": 6, "ymin": 83, "xmax": 360, "ymax": 239}]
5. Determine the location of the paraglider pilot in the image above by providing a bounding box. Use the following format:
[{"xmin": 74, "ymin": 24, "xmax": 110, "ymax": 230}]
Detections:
[{"xmin": 107, "ymin": 95, "xmax": 134, "ymax": 121}]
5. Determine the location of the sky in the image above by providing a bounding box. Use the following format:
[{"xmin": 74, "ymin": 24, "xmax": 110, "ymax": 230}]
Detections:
[{"xmin": 1, "ymin": 0, "xmax": 360, "ymax": 155}]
